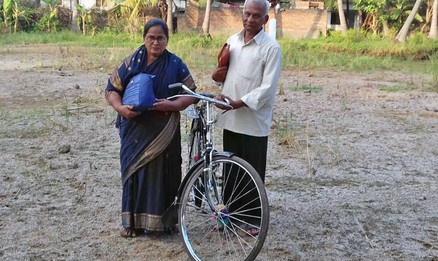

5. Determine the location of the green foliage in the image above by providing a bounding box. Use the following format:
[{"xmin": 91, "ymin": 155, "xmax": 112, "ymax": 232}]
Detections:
[
  {"xmin": 2, "ymin": 0, "xmax": 15, "ymax": 31},
  {"xmin": 278, "ymin": 30, "xmax": 438, "ymax": 73},
  {"xmin": 354, "ymin": 0, "xmax": 386, "ymax": 15},
  {"xmin": 34, "ymin": 12, "xmax": 61, "ymax": 32},
  {"xmin": 77, "ymin": 4, "xmax": 93, "ymax": 35}
]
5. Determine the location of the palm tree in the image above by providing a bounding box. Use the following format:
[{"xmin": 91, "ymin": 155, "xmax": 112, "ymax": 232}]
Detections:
[
  {"xmin": 430, "ymin": 0, "xmax": 438, "ymax": 39},
  {"xmin": 395, "ymin": 0, "xmax": 423, "ymax": 42},
  {"xmin": 71, "ymin": 0, "xmax": 79, "ymax": 32},
  {"xmin": 201, "ymin": 0, "xmax": 212, "ymax": 37},
  {"xmin": 337, "ymin": 0, "xmax": 348, "ymax": 34},
  {"xmin": 166, "ymin": 0, "xmax": 173, "ymax": 33}
]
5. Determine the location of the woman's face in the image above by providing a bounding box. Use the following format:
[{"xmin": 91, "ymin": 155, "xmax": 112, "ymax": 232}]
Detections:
[{"xmin": 144, "ymin": 25, "xmax": 168, "ymax": 57}]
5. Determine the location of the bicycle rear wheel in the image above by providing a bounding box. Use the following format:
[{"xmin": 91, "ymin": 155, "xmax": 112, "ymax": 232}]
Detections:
[{"xmin": 178, "ymin": 155, "xmax": 269, "ymax": 261}]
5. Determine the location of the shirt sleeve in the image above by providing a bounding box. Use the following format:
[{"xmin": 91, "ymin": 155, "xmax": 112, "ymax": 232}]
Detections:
[{"xmin": 241, "ymin": 45, "xmax": 282, "ymax": 110}]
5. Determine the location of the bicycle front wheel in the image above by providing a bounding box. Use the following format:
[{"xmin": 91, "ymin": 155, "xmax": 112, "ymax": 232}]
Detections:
[{"xmin": 178, "ymin": 155, "xmax": 269, "ymax": 261}]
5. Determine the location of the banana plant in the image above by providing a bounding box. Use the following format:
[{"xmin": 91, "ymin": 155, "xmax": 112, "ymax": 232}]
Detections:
[
  {"xmin": 110, "ymin": 0, "xmax": 160, "ymax": 30},
  {"xmin": 12, "ymin": 2, "xmax": 30, "ymax": 33},
  {"xmin": 76, "ymin": 4, "xmax": 92, "ymax": 35},
  {"xmin": 42, "ymin": 0, "xmax": 59, "ymax": 32},
  {"xmin": 2, "ymin": 0, "xmax": 15, "ymax": 32}
]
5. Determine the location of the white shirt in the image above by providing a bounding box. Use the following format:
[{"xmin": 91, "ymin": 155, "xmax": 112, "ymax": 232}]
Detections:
[{"xmin": 217, "ymin": 29, "xmax": 282, "ymax": 137}]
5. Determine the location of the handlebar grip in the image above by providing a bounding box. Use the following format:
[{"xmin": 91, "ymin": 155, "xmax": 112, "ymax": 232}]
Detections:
[
  {"xmin": 198, "ymin": 92, "xmax": 215, "ymax": 98},
  {"xmin": 168, "ymin": 83, "xmax": 183, "ymax": 89}
]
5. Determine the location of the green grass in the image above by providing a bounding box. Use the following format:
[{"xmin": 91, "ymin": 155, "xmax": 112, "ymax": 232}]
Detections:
[
  {"xmin": 1, "ymin": 30, "xmax": 438, "ymax": 81},
  {"xmin": 289, "ymin": 84, "xmax": 323, "ymax": 93},
  {"xmin": 377, "ymin": 85, "xmax": 412, "ymax": 92}
]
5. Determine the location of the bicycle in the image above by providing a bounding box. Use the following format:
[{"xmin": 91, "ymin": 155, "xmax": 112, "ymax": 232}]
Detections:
[{"xmin": 163, "ymin": 83, "xmax": 270, "ymax": 261}]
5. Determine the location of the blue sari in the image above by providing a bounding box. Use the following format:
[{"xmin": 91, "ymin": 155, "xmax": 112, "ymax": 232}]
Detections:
[{"xmin": 107, "ymin": 45, "xmax": 195, "ymax": 232}]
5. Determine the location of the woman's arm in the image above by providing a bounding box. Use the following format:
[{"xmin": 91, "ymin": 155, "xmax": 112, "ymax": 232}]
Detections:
[
  {"xmin": 106, "ymin": 90, "xmax": 140, "ymax": 119},
  {"xmin": 152, "ymin": 96, "xmax": 196, "ymax": 112}
]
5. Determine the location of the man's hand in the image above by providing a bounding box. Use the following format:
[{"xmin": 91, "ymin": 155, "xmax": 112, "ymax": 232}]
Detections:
[{"xmin": 214, "ymin": 95, "xmax": 233, "ymax": 110}]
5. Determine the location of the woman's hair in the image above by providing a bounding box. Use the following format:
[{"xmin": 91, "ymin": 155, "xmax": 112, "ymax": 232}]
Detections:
[
  {"xmin": 143, "ymin": 18, "xmax": 169, "ymax": 39},
  {"xmin": 243, "ymin": 0, "xmax": 270, "ymax": 16}
]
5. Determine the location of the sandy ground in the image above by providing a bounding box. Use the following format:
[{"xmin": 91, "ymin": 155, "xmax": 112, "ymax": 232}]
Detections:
[{"xmin": 0, "ymin": 45, "xmax": 437, "ymax": 261}]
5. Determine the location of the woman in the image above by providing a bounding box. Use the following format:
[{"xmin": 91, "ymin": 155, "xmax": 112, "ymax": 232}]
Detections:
[{"xmin": 105, "ymin": 18, "xmax": 196, "ymax": 237}]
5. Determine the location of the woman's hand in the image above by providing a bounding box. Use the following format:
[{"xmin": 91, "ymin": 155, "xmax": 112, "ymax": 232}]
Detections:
[
  {"xmin": 106, "ymin": 90, "xmax": 140, "ymax": 118},
  {"xmin": 152, "ymin": 97, "xmax": 196, "ymax": 112},
  {"xmin": 116, "ymin": 104, "xmax": 141, "ymax": 119},
  {"xmin": 152, "ymin": 98, "xmax": 177, "ymax": 111}
]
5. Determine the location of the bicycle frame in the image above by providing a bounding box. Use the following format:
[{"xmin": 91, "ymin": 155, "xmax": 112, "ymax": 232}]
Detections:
[{"xmin": 167, "ymin": 83, "xmax": 233, "ymax": 211}]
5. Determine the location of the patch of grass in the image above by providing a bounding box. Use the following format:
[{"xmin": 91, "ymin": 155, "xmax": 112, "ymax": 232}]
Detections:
[
  {"xmin": 272, "ymin": 112, "xmax": 303, "ymax": 150},
  {"xmin": 289, "ymin": 84, "xmax": 322, "ymax": 93},
  {"xmin": 377, "ymin": 85, "xmax": 412, "ymax": 92}
]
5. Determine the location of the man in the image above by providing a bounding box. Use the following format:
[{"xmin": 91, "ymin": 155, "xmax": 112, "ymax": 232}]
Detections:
[
  {"xmin": 216, "ymin": 0, "xmax": 282, "ymax": 183},
  {"xmin": 215, "ymin": 0, "xmax": 282, "ymax": 235}
]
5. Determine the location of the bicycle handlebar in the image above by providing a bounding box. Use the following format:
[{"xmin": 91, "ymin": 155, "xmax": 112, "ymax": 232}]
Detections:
[{"xmin": 168, "ymin": 83, "xmax": 233, "ymax": 110}]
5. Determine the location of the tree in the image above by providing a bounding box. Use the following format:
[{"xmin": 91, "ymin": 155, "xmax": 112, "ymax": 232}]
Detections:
[
  {"xmin": 396, "ymin": 0, "xmax": 423, "ymax": 42},
  {"xmin": 355, "ymin": 0, "xmax": 387, "ymax": 35},
  {"xmin": 71, "ymin": 0, "xmax": 79, "ymax": 32},
  {"xmin": 430, "ymin": 0, "xmax": 438, "ymax": 39},
  {"xmin": 201, "ymin": 0, "xmax": 212, "ymax": 36},
  {"xmin": 109, "ymin": 0, "xmax": 160, "ymax": 32},
  {"xmin": 337, "ymin": 0, "xmax": 347, "ymax": 34},
  {"xmin": 166, "ymin": 0, "xmax": 173, "ymax": 34}
]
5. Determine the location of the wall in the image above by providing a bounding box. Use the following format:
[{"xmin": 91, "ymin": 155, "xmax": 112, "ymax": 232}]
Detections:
[{"xmin": 179, "ymin": 0, "xmax": 327, "ymax": 39}]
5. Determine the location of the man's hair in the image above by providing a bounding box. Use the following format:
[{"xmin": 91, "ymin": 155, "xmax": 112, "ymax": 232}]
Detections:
[
  {"xmin": 143, "ymin": 18, "xmax": 169, "ymax": 39},
  {"xmin": 243, "ymin": 0, "xmax": 270, "ymax": 16}
]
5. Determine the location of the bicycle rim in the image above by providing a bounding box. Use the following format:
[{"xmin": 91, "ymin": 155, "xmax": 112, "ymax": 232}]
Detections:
[{"xmin": 178, "ymin": 155, "xmax": 269, "ymax": 261}]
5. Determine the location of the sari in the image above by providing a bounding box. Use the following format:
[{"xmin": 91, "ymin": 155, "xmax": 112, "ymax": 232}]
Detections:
[{"xmin": 106, "ymin": 45, "xmax": 195, "ymax": 232}]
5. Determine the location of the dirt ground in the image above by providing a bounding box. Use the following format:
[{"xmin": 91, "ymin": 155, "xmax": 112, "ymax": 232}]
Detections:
[{"xmin": 0, "ymin": 45, "xmax": 437, "ymax": 261}]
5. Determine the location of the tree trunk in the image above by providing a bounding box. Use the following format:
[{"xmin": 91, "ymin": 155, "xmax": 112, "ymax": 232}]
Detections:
[
  {"xmin": 202, "ymin": 0, "xmax": 212, "ymax": 37},
  {"xmin": 166, "ymin": 0, "xmax": 173, "ymax": 34},
  {"xmin": 337, "ymin": 0, "xmax": 347, "ymax": 34},
  {"xmin": 396, "ymin": 0, "xmax": 422, "ymax": 42},
  {"xmin": 158, "ymin": 0, "xmax": 167, "ymax": 20},
  {"xmin": 430, "ymin": 0, "xmax": 438, "ymax": 39},
  {"xmin": 71, "ymin": 0, "xmax": 79, "ymax": 32},
  {"xmin": 382, "ymin": 20, "xmax": 389, "ymax": 36}
]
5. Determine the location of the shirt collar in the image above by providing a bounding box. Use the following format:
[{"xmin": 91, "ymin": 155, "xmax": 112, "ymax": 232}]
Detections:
[{"xmin": 238, "ymin": 28, "xmax": 265, "ymax": 45}]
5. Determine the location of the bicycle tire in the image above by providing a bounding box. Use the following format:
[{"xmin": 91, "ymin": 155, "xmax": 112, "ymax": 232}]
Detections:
[{"xmin": 178, "ymin": 155, "xmax": 269, "ymax": 261}]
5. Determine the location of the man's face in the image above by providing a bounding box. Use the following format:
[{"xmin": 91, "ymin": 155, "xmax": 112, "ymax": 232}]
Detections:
[{"xmin": 242, "ymin": 2, "xmax": 268, "ymax": 35}]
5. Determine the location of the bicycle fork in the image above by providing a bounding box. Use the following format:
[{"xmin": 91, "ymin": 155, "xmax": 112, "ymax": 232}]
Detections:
[{"xmin": 202, "ymin": 148, "xmax": 231, "ymax": 227}]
